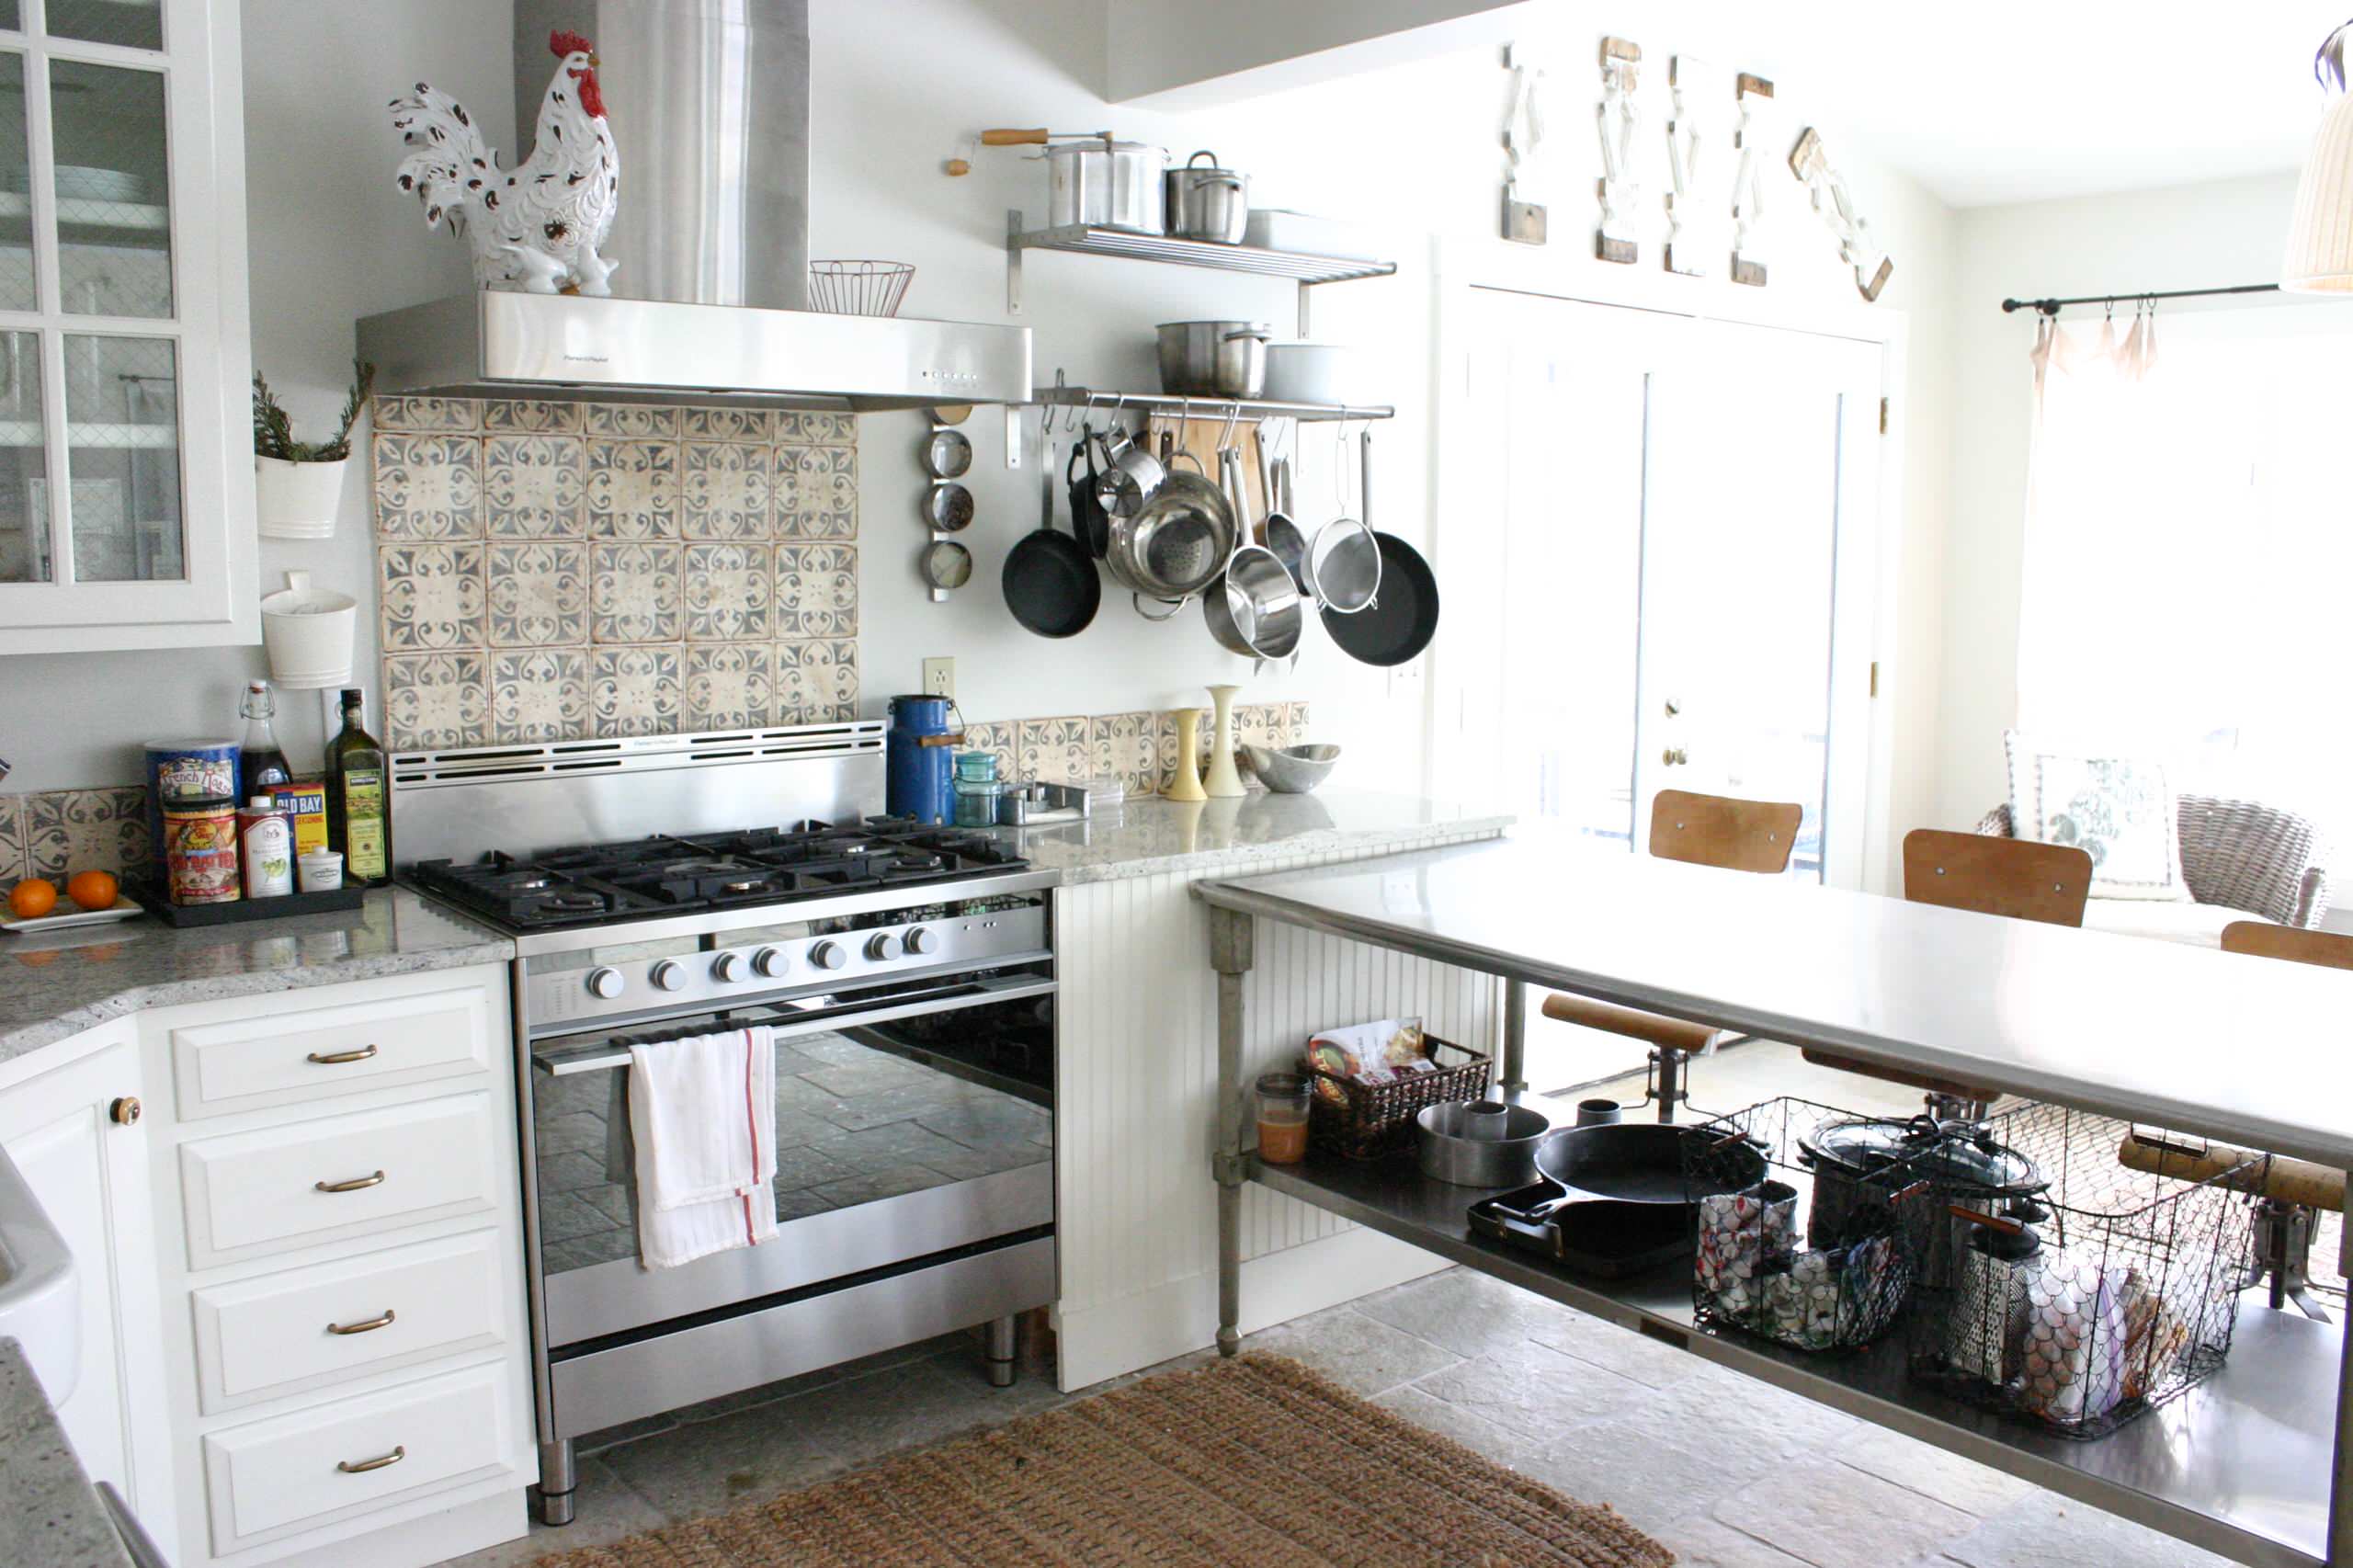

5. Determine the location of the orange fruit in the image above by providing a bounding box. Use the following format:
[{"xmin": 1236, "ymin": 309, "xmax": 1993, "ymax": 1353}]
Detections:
[
  {"xmin": 66, "ymin": 869, "xmax": 118, "ymax": 911},
  {"xmin": 9, "ymin": 879, "xmax": 58, "ymax": 919}
]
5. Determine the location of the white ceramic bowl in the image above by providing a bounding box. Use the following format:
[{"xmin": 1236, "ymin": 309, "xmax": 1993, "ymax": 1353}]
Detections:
[{"xmin": 1263, "ymin": 344, "xmax": 1364, "ymax": 408}]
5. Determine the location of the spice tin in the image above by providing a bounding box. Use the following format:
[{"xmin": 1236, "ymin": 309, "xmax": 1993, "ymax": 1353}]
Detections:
[
  {"xmin": 144, "ymin": 738, "xmax": 239, "ymax": 863},
  {"xmin": 163, "ymin": 800, "xmax": 242, "ymax": 905}
]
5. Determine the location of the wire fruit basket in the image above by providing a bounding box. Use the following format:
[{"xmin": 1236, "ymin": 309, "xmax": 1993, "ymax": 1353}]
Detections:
[
  {"xmin": 808, "ymin": 260, "xmax": 915, "ymax": 317},
  {"xmin": 1303, "ymin": 1036, "xmax": 1490, "ymax": 1160},
  {"xmin": 1686, "ymin": 1097, "xmax": 1934, "ymax": 1354},
  {"xmin": 1904, "ymin": 1101, "xmax": 2257, "ymax": 1439}
]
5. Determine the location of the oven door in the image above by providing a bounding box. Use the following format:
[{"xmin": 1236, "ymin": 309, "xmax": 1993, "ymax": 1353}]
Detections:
[{"xmin": 529, "ymin": 968, "xmax": 1055, "ymax": 1347}]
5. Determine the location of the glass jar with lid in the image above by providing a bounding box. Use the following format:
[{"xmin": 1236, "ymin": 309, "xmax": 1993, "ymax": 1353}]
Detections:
[{"xmin": 952, "ymin": 750, "xmax": 1004, "ymax": 827}]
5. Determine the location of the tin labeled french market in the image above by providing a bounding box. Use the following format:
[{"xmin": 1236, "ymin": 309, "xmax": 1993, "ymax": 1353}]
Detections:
[
  {"xmin": 163, "ymin": 800, "xmax": 242, "ymax": 905},
  {"xmin": 145, "ymin": 738, "xmax": 239, "ymax": 863}
]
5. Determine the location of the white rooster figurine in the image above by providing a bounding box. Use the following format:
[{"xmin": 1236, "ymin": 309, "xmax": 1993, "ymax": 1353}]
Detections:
[{"xmin": 390, "ymin": 30, "xmax": 620, "ymax": 296}]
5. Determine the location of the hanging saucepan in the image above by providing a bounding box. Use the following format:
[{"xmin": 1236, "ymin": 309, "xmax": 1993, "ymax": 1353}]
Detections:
[
  {"xmin": 1308, "ymin": 425, "xmax": 1382, "ymax": 615},
  {"xmin": 1251, "ymin": 426, "xmax": 1308, "ymax": 591},
  {"xmin": 1093, "ymin": 424, "xmax": 1165, "ymax": 520},
  {"xmin": 1104, "ymin": 449, "xmax": 1234, "ymax": 607},
  {"xmin": 1204, "ymin": 448, "xmax": 1302, "ymax": 664},
  {"xmin": 1065, "ymin": 432, "xmax": 1110, "ymax": 559}
]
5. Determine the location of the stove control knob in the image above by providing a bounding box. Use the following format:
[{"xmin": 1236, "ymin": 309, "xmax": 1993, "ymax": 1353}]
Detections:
[
  {"xmin": 809, "ymin": 939, "xmax": 847, "ymax": 971},
  {"xmin": 904, "ymin": 926, "xmax": 938, "ymax": 956},
  {"xmin": 752, "ymin": 946, "xmax": 790, "ymax": 978},
  {"xmin": 710, "ymin": 951, "xmax": 745, "ymax": 983},
  {"xmin": 585, "ymin": 966, "xmax": 625, "ymax": 1000},
  {"xmin": 866, "ymin": 931, "xmax": 904, "ymax": 961},
  {"xmin": 650, "ymin": 960, "xmax": 688, "ymax": 992}
]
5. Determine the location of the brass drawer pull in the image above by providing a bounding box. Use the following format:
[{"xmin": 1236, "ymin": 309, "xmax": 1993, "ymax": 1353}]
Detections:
[
  {"xmin": 325, "ymin": 1308, "xmax": 396, "ymax": 1336},
  {"xmin": 335, "ymin": 1445, "xmax": 406, "ymax": 1475},
  {"xmin": 314, "ymin": 1170, "xmax": 387, "ymax": 1194},
  {"xmin": 307, "ymin": 1043, "xmax": 380, "ymax": 1065}
]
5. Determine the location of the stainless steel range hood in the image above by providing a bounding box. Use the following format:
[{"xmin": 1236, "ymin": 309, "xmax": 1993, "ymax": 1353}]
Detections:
[{"xmin": 356, "ymin": 0, "xmax": 1028, "ymax": 411}]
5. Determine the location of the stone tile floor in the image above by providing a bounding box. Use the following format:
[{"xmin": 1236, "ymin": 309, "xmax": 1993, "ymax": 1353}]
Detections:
[{"xmin": 440, "ymin": 1260, "xmax": 2231, "ymax": 1567}]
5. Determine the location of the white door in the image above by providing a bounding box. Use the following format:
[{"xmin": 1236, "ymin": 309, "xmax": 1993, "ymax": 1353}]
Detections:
[{"xmin": 1446, "ymin": 290, "xmax": 1881, "ymax": 885}]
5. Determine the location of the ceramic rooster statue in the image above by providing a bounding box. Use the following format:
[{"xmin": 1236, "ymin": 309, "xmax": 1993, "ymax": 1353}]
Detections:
[{"xmin": 389, "ymin": 30, "xmax": 620, "ymax": 295}]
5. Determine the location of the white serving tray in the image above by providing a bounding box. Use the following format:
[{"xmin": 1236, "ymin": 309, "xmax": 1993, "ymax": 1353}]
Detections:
[{"xmin": 1, "ymin": 894, "xmax": 143, "ymax": 934}]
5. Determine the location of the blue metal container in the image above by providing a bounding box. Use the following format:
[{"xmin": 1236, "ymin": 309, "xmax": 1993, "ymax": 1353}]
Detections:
[
  {"xmin": 885, "ymin": 695, "xmax": 960, "ymax": 824},
  {"xmin": 142, "ymin": 737, "xmax": 240, "ymax": 868}
]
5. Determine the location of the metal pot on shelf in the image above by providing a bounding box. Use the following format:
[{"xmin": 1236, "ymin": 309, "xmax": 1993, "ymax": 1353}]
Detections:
[
  {"xmin": 1157, "ymin": 320, "xmax": 1270, "ymax": 399},
  {"xmin": 1164, "ymin": 150, "xmax": 1248, "ymax": 244},
  {"xmin": 1798, "ymin": 1114, "xmax": 2046, "ymax": 1272},
  {"xmin": 983, "ymin": 129, "xmax": 1169, "ymax": 233}
]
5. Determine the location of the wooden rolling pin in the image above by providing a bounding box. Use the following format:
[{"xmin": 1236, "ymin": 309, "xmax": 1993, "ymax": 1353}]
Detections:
[
  {"xmin": 2118, "ymin": 1131, "xmax": 2346, "ymax": 1212},
  {"xmin": 1540, "ymin": 993, "xmax": 1718, "ymax": 1056},
  {"xmin": 1798, "ymin": 1046, "xmax": 2003, "ymax": 1104}
]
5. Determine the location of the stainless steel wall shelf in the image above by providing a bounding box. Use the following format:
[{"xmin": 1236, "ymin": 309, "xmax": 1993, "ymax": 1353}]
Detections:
[
  {"xmin": 1006, "ymin": 210, "xmax": 1397, "ymax": 333},
  {"xmin": 1029, "ymin": 386, "xmax": 1393, "ymax": 424}
]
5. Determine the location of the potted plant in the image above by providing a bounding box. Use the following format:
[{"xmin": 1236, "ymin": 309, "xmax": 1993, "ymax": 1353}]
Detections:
[{"xmin": 253, "ymin": 358, "xmax": 375, "ymax": 540}]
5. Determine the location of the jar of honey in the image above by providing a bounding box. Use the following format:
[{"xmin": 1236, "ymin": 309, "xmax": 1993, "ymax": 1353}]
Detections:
[{"xmin": 1255, "ymin": 1071, "xmax": 1313, "ymax": 1165}]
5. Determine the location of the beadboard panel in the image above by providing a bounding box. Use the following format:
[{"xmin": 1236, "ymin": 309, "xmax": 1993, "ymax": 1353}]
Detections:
[{"xmin": 1053, "ymin": 828, "xmax": 1503, "ymax": 1387}]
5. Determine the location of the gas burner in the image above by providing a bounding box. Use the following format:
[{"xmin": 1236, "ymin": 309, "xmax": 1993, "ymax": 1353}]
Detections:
[
  {"xmin": 540, "ymin": 892, "xmax": 606, "ymax": 915},
  {"xmin": 884, "ymin": 851, "xmax": 947, "ymax": 874}
]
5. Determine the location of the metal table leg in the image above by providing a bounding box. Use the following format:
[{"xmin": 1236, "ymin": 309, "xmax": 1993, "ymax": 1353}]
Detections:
[
  {"xmin": 536, "ymin": 1437, "xmax": 577, "ymax": 1527},
  {"xmin": 1211, "ymin": 906, "xmax": 1256, "ymax": 1358},
  {"xmin": 2332, "ymin": 1174, "xmax": 2353, "ymax": 1563},
  {"xmin": 1499, "ymin": 980, "xmax": 1528, "ymax": 1096}
]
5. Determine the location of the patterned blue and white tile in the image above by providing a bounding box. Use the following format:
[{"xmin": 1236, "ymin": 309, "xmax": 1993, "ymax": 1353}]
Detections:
[
  {"xmin": 776, "ymin": 444, "xmax": 858, "ymax": 540},
  {"xmin": 383, "ymin": 651, "xmax": 491, "ymax": 751},
  {"xmin": 371, "ymin": 395, "xmax": 481, "ymax": 434},
  {"xmin": 378, "ymin": 540, "xmax": 486, "ymax": 652},
  {"xmin": 775, "ymin": 637, "xmax": 858, "ymax": 722},
  {"xmin": 585, "ymin": 437, "xmax": 680, "ymax": 540},
  {"xmin": 23, "ymin": 787, "xmax": 148, "ymax": 881},
  {"xmin": 1016, "ymin": 717, "xmax": 1091, "ymax": 785},
  {"xmin": 583, "ymin": 403, "xmax": 678, "ymax": 439},
  {"xmin": 483, "ymin": 433, "xmax": 585, "ymax": 538},
  {"xmin": 371, "ymin": 432, "xmax": 483, "ymax": 540},
  {"xmin": 681, "ymin": 440, "xmax": 772, "ymax": 540},
  {"xmin": 481, "ymin": 399, "xmax": 585, "ymax": 434},
  {"xmin": 1089, "ymin": 712, "xmax": 1155, "ymax": 799},
  {"xmin": 680, "ymin": 407, "xmax": 772, "ymax": 444},
  {"xmin": 589, "ymin": 541, "xmax": 682, "ymax": 645},
  {"xmin": 684, "ymin": 642, "xmax": 776, "ymax": 731},
  {"xmin": 775, "ymin": 542, "xmax": 857, "ymax": 638},
  {"xmin": 0, "ymin": 793, "xmax": 25, "ymax": 881},
  {"xmin": 486, "ymin": 540, "xmax": 586, "ymax": 648},
  {"xmin": 681, "ymin": 541, "xmax": 772, "ymax": 642},
  {"xmin": 592, "ymin": 645, "xmax": 684, "ymax": 738},
  {"xmin": 491, "ymin": 648, "xmax": 590, "ymax": 744}
]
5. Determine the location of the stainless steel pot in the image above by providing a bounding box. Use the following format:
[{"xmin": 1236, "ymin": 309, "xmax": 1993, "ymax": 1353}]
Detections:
[
  {"xmin": 1157, "ymin": 320, "xmax": 1269, "ymax": 398},
  {"xmin": 1044, "ymin": 137, "xmax": 1167, "ymax": 233},
  {"xmin": 1104, "ymin": 454, "xmax": 1234, "ymax": 601},
  {"xmin": 1165, "ymin": 150, "xmax": 1247, "ymax": 244},
  {"xmin": 1416, "ymin": 1100, "xmax": 1554, "ymax": 1187}
]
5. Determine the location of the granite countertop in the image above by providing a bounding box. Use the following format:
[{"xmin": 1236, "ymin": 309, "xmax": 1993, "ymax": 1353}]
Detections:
[
  {"xmin": 0, "ymin": 888, "xmax": 513, "ymax": 1066},
  {"xmin": 0, "ymin": 1338, "xmax": 131, "ymax": 1568},
  {"xmin": 995, "ymin": 789, "xmax": 1512, "ymax": 885}
]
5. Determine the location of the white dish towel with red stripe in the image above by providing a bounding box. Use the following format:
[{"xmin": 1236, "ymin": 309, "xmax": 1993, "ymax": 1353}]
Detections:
[{"xmin": 626, "ymin": 1026, "xmax": 779, "ymax": 1269}]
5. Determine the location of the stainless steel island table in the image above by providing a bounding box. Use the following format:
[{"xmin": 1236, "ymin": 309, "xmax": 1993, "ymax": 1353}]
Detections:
[{"xmin": 1196, "ymin": 838, "xmax": 2353, "ymax": 1568}]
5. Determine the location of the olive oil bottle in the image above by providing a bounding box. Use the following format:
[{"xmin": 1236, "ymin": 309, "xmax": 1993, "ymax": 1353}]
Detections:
[{"xmin": 324, "ymin": 687, "xmax": 392, "ymax": 886}]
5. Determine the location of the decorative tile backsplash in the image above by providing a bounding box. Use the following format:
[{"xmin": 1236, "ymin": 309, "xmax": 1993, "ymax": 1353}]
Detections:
[
  {"xmin": 372, "ymin": 396, "xmax": 859, "ymax": 750},
  {"xmin": 0, "ymin": 785, "xmax": 150, "ymax": 883},
  {"xmin": 960, "ymin": 701, "xmax": 1310, "ymax": 800}
]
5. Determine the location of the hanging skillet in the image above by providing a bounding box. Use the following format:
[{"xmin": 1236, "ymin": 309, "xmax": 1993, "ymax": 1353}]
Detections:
[
  {"xmin": 1004, "ymin": 431, "xmax": 1099, "ymax": 638},
  {"xmin": 1321, "ymin": 430, "xmax": 1438, "ymax": 665}
]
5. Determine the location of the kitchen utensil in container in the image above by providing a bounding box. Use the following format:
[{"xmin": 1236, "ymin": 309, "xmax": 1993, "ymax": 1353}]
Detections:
[
  {"xmin": 1156, "ymin": 320, "xmax": 1269, "ymax": 398},
  {"xmin": 886, "ymin": 694, "xmax": 964, "ymax": 824},
  {"xmin": 806, "ymin": 260, "xmax": 915, "ymax": 316},
  {"xmin": 1105, "ymin": 451, "xmax": 1233, "ymax": 602},
  {"xmin": 1263, "ymin": 342, "xmax": 1364, "ymax": 406},
  {"xmin": 1003, "ymin": 456, "xmax": 1100, "ymax": 639},
  {"xmin": 920, "ymin": 482, "xmax": 973, "ymax": 532},
  {"xmin": 985, "ymin": 130, "xmax": 1168, "ymax": 233},
  {"xmin": 1256, "ymin": 1072, "xmax": 1313, "ymax": 1165},
  {"xmin": 1416, "ymin": 1099, "xmax": 1553, "ymax": 1186},
  {"xmin": 923, "ymin": 427, "xmax": 972, "ymax": 480},
  {"xmin": 258, "ymin": 569, "xmax": 358, "ymax": 689},
  {"xmin": 1093, "ymin": 426, "xmax": 1166, "ymax": 518},
  {"xmin": 1164, "ymin": 150, "xmax": 1248, "ymax": 243}
]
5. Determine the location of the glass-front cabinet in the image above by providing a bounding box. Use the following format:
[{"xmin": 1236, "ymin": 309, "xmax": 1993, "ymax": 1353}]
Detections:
[{"xmin": 0, "ymin": 0, "xmax": 252, "ymax": 652}]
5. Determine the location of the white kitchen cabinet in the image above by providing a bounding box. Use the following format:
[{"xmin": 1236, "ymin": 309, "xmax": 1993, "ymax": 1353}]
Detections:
[
  {"xmin": 0, "ymin": 0, "xmax": 256, "ymax": 652},
  {"xmin": 0, "ymin": 1017, "xmax": 178, "ymax": 1549}
]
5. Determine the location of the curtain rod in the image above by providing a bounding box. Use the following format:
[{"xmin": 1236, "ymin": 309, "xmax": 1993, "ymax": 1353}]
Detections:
[{"xmin": 2000, "ymin": 283, "xmax": 2280, "ymax": 315}]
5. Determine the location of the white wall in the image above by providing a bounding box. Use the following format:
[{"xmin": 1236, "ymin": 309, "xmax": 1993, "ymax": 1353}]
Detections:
[
  {"xmin": 0, "ymin": 0, "xmax": 507, "ymax": 791},
  {"xmin": 4, "ymin": 0, "xmax": 1956, "ymax": 838},
  {"xmin": 1934, "ymin": 171, "xmax": 2302, "ymax": 829}
]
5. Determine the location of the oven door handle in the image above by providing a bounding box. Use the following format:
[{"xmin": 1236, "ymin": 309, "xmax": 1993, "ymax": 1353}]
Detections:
[{"xmin": 531, "ymin": 974, "xmax": 1058, "ymax": 1076}]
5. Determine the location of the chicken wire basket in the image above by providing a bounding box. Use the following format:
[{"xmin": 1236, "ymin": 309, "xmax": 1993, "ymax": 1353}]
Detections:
[
  {"xmin": 808, "ymin": 259, "xmax": 915, "ymax": 317},
  {"xmin": 1686, "ymin": 1097, "xmax": 1934, "ymax": 1354},
  {"xmin": 1904, "ymin": 1101, "xmax": 2259, "ymax": 1440}
]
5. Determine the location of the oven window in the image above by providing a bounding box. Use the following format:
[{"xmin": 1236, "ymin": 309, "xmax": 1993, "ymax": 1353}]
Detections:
[{"xmin": 532, "ymin": 1017, "xmax": 1052, "ymax": 1275}]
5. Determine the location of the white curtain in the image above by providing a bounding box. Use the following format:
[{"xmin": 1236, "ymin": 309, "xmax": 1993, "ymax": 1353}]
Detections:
[{"xmin": 2014, "ymin": 304, "xmax": 2353, "ymax": 820}]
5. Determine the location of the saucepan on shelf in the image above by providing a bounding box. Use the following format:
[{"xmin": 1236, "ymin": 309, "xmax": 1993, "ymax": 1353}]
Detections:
[
  {"xmin": 983, "ymin": 129, "xmax": 1169, "ymax": 234},
  {"xmin": 1158, "ymin": 319, "xmax": 1271, "ymax": 399}
]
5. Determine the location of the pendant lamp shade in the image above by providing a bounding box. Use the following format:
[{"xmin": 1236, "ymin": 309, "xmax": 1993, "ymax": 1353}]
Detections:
[{"xmin": 2285, "ymin": 22, "xmax": 2353, "ymax": 292}]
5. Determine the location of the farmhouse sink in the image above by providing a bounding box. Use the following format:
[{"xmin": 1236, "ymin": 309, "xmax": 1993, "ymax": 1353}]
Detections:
[{"xmin": 0, "ymin": 1139, "xmax": 77, "ymax": 1403}]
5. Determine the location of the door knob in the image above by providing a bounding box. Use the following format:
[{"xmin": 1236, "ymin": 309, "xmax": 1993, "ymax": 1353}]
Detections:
[
  {"xmin": 108, "ymin": 1096, "xmax": 141, "ymax": 1126},
  {"xmin": 1661, "ymin": 746, "xmax": 1688, "ymax": 766}
]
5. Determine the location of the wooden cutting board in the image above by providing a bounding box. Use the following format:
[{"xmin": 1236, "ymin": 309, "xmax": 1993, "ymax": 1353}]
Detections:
[{"xmin": 1144, "ymin": 415, "xmax": 1268, "ymax": 525}]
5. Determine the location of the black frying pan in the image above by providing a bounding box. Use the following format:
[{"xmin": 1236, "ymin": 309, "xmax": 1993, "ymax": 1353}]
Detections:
[
  {"xmin": 1006, "ymin": 450, "xmax": 1100, "ymax": 639},
  {"xmin": 1067, "ymin": 429, "xmax": 1111, "ymax": 560},
  {"xmin": 1322, "ymin": 532, "xmax": 1438, "ymax": 666}
]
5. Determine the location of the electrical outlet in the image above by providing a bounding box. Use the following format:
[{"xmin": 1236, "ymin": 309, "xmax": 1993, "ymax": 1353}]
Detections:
[{"xmin": 922, "ymin": 657, "xmax": 955, "ymax": 699}]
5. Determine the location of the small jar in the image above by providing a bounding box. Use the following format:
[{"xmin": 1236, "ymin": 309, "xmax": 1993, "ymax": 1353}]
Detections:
[
  {"xmin": 1255, "ymin": 1071, "xmax": 1313, "ymax": 1165},
  {"xmin": 952, "ymin": 750, "xmax": 1003, "ymax": 828},
  {"xmin": 297, "ymin": 849, "xmax": 344, "ymax": 893}
]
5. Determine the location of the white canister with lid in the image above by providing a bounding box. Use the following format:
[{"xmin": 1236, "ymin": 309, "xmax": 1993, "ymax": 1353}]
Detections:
[{"xmin": 238, "ymin": 798, "xmax": 295, "ymax": 898}]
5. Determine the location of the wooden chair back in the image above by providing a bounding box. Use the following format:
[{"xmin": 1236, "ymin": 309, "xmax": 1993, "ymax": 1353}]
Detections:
[
  {"xmin": 1647, "ymin": 790, "xmax": 1803, "ymax": 874},
  {"xmin": 1902, "ymin": 829, "xmax": 2092, "ymax": 927},
  {"xmin": 2222, "ymin": 922, "xmax": 2353, "ymax": 970}
]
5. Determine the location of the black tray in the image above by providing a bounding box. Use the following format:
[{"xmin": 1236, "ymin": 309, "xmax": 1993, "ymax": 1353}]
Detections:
[
  {"xmin": 1470, "ymin": 1178, "xmax": 1697, "ymax": 1278},
  {"xmin": 126, "ymin": 877, "xmax": 366, "ymax": 927}
]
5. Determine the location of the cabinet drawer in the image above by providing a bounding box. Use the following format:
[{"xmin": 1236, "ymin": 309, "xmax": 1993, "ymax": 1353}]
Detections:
[
  {"xmin": 199, "ymin": 1362, "xmax": 516, "ymax": 1552},
  {"xmin": 179, "ymin": 1094, "xmax": 496, "ymax": 1268},
  {"xmin": 190, "ymin": 1230, "xmax": 508, "ymax": 1414},
  {"xmin": 170, "ymin": 983, "xmax": 495, "ymax": 1119}
]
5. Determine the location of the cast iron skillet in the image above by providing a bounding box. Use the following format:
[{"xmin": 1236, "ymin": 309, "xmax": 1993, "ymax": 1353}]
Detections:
[
  {"xmin": 1322, "ymin": 532, "xmax": 1438, "ymax": 666},
  {"xmin": 1003, "ymin": 515, "xmax": 1100, "ymax": 639}
]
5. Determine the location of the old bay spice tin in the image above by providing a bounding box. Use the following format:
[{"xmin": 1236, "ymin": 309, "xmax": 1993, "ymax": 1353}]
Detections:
[{"xmin": 163, "ymin": 800, "xmax": 241, "ymax": 905}]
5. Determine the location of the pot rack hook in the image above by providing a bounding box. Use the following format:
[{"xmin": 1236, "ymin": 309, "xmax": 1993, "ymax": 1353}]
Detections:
[{"xmin": 1217, "ymin": 399, "xmax": 1242, "ymax": 453}]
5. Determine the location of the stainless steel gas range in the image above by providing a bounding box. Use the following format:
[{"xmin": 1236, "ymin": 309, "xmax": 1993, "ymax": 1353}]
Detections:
[{"xmin": 392, "ymin": 722, "xmax": 1057, "ymax": 1527}]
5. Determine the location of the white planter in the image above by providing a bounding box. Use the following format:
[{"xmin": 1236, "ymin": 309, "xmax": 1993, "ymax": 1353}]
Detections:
[
  {"xmin": 258, "ymin": 570, "xmax": 358, "ymax": 690},
  {"xmin": 254, "ymin": 455, "xmax": 348, "ymax": 540}
]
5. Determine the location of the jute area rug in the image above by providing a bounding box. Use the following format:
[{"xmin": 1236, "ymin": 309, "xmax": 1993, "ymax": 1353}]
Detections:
[{"xmin": 528, "ymin": 1353, "xmax": 1670, "ymax": 1566}]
